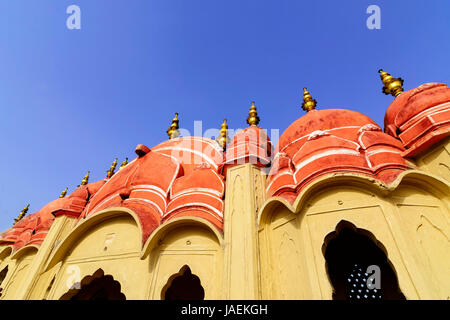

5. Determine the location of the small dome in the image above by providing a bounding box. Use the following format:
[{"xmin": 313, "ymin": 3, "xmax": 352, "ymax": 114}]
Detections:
[
  {"xmin": 224, "ymin": 125, "xmax": 272, "ymax": 168},
  {"xmin": 0, "ymin": 197, "xmax": 65, "ymax": 250},
  {"xmin": 384, "ymin": 83, "xmax": 450, "ymax": 156}
]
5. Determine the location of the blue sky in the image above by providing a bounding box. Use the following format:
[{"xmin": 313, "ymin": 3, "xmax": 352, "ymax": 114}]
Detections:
[{"xmin": 0, "ymin": 0, "xmax": 449, "ymax": 231}]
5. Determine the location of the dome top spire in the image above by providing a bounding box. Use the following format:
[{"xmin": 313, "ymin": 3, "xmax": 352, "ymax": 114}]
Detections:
[
  {"xmin": 106, "ymin": 158, "xmax": 118, "ymax": 178},
  {"xmin": 14, "ymin": 204, "xmax": 29, "ymax": 224},
  {"xmin": 379, "ymin": 69, "xmax": 404, "ymax": 97},
  {"xmin": 59, "ymin": 187, "xmax": 68, "ymax": 198},
  {"xmin": 81, "ymin": 171, "xmax": 90, "ymax": 185},
  {"xmin": 247, "ymin": 101, "xmax": 260, "ymax": 126},
  {"xmin": 167, "ymin": 113, "xmax": 180, "ymax": 139},
  {"xmin": 301, "ymin": 87, "xmax": 317, "ymax": 112},
  {"xmin": 217, "ymin": 119, "xmax": 229, "ymax": 150},
  {"xmin": 120, "ymin": 157, "xmax": 128, "ymax": 169}
]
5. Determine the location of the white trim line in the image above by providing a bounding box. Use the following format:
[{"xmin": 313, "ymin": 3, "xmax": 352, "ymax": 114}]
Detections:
[{"xmin": 293, "ymin": 149, "xmax": 361, "ymax": 176}]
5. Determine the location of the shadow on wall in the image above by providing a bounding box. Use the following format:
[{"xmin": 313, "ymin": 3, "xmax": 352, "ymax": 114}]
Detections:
[{"xmin": 0, "ymin": 266, "xmax": 8, "ymax": 297}]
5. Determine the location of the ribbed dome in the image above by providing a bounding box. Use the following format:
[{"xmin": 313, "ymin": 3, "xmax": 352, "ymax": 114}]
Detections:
[
  {"xmin": 384, "ymin": 83, "xmax": 450, "ymax": 156},
  {"xmin": 267, "ymin": 108, "xmax": 408, "ymax": 202},
  {"xmin": 278, "ymin": 109, "xmax": 378, "ymax": 156},
  {"xmin": 76, "ymin": 137, "xmax": 225, "ymax": 244},
  {"xmin": 224, "ymin": 125, "xmax": 272, "ymax": 167}
]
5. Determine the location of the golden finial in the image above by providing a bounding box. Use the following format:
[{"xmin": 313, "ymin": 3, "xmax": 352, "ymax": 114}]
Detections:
[
  {"xmin": 166, "ymin": 113, "xmax": 180, "ymax": 139},
  {"xmin": 119, "ymin": 157, "xmax": 128, "ymax": 169},
  {"xmin": 301, "ymin": 87, "xmax": 317, "ymax": 112},
  {"xmin": 81, "ymin": 171, "xmax": 90, "ymax": 185},
  {"xmin": 216, "ymin": 119, "xmax": 230, "ymax": 150},
  {"xmin": 14, "ymin": 204, "xmax": 30, "ymax": 224},
  {"xmin": 379, "ymin": 69, "xmax": 404, "ymax": 97},
  {"xmin": 247, "ymin": 101, "xmax": 260, "ymax": 126},
  {"xmin": 59, "ymin": 187, "xmax": 68, "ymax": 198},
  {"xmin": 106, "ymin": 158, "xmax": 118, "ymax": 178}
]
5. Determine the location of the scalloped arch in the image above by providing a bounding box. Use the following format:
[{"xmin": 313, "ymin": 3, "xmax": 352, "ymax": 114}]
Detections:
[{"xmin": 44, "ymin": 207, "xmax": 143, "ymax": 271}]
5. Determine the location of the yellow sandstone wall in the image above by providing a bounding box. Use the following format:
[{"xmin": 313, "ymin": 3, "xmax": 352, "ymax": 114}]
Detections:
[
  {"xmin": 416, "ymin": 137, "xmax": 450, "ymax": 182},
  {"xmin": 0, "ymin": 152, "xmax": 448, "ymax": 300},
  {"xmin": 148, "ymin": 225, "xmax": 223, "ymax": 299},
  {"xmin": 258, "ymin": 174, "xmax": 450, "ymax": 300}
]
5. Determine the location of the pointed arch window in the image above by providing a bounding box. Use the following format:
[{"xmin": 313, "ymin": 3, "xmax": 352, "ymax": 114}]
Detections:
[
  {"xmin": 0, "ymin": 266, "xmax": 8, "ymax": 297},
  {"xmin": 323, "ymin": 221, "xmax": 406, "ymax": 300},
  {"xmin": 163, "ymin": 265, "xmax": 205, "ymax": 300},
  {"xmin": 60, "ymin": 268, "xmax": 126, "ymax": 300}
]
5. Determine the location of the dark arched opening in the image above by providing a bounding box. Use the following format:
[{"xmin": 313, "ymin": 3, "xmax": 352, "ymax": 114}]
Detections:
[
  {"xmin": 0, "ymin": 266, "xmax": 8, "ymax": 297},
  {"xmin": 163, "ymin": 266, "xmax": 205, "ymax": 300},
  {"xmin": 324, "ymin": 221, "xmax": 406, "ymax": 300},
  {"xmin": 60, "ymin": 268, "xmax": 126, "ymax": 300},
  {"xmin": 0, "ymin": 266, "xmax": 8, "ymax": 286}
]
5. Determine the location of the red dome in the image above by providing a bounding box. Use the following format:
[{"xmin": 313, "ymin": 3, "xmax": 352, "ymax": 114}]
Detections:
[
  {"xmin": 0, "ymin": 197, "xmax": 65, "ymax": 250},
  {"xmin": 267, "ymin": 108, "xmax": 409, "ymax": 203},
  {"xmin": 277, "ymin": 109, "xmax": 378, "ymax": 155},
  {"xmin": 384, "ymin": 83, "xmax": 450, "ymax": 157},
  {"xmin": 224, "ymin": 125, "xmax": 272, "ymax": 169},
  {"xmin": 78, "ymin": 137, "xmax": 225, "ymax": 245}
]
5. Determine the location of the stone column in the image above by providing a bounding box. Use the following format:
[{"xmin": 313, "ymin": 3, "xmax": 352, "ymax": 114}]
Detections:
[{"xmin": 222, "ymin": 163, "xmax": 266, "ymax": 299}]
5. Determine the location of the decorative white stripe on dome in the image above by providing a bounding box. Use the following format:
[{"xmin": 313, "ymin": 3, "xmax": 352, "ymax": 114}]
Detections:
[
  {"xmin": 153, "ymin": 146, "xmax": 219, "ymax": 170},
  {"xmin": 292, "ymin": 135, "xmax": 360, "ymax": 164},
  {"xmin": 132, "ymin": 188, "xmax": 167, "ymax": 208},
  {"xmin": 293, "ymin": 148, "xmax": 361, "ymax": 178},
  {"xmin": 395, "ymin": 101, "xmax": 450, "ymax": 129},
  {"xmin": 88, "ymin": 193, "xmax": 121, "ymax": 216},
  {"xmin": 307, "ymin": 130, "xmax": 331, "ymax": 141},
  {"xmin": 365, "ymin": 148, "xmax": 402, "ymax": 156},
  {"xmin": 266, "ymin": 171, "xmax": 295, "ymax": 192},
  {"xmin": 170, "ymin": 188, "xmax": 223, "ymax": 199},
  {"xmin": 124, "ymin": 198, "xmax": 164, "ymax": 216},
  {"xmin": 164, "ymin": 202, "xmax": 224, "ymax": 218},
  {"xmin": 358, "ymin": 124, "xmax": 381, "ymax": 133},
  {"xmin": 280, "ymin": 126, "xmax": 366, "ymax": 153},
  {"xmin": 154, "ymin": 151, "xmax": 183, "ymax": 194},
  {"xmin": 166, "ymin": 208, "xmax": 223, "ymax": 223},
  {"xmin": 132, "ymin": 185, "xmax": 166, "ymax": 198}
]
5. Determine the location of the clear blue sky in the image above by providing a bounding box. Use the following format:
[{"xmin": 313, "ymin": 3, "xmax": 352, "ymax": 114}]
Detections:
[{"xmin": 0, "ymin": 0, "xmax": 449, "ymax": 231}]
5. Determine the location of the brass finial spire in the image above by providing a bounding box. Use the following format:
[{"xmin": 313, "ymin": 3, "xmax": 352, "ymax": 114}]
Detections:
[
  {"xmin": 247, "ymin": 101, "xmax": 260, "ymax": 126},
  {"xmin": 14, "ymin": 204, "xmax": 30, "ymax": 224},
  {"xmin": 81, "ymin": 171, "xmax": 90, "ymax": 185},
  {"xmin": 59, "ymin": 187, "xmax": 68, "ymax": 198},
  {"xmin": 167, "ymin": 113, "xmax": 180, "ymax": 139},
  {"xmin": 379, "ymin": 69, "xmax": 404, "ymax": 97},
  {"xmin": 301, "ymin": 87, "xmax": 317, "ymax": 112},
  {"xmin": 106, "ymin": 158, "xmax": 118, "ymax": 178},
  {"xmin": 216, "ymin": 119, "xmax": 230, "ymax": 150},
  {"xmin": 120, "ymin": 157, "xmax": 128, "ymax": 169}
]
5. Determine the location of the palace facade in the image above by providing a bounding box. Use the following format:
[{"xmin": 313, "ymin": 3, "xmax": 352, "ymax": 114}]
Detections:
[{"xmin": 0, "ymin": 71, "xmax": 449, "ymax": 300}]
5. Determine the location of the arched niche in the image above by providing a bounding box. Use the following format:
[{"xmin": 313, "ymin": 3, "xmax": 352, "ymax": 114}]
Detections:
[
  {"xmin": 0, "ymin": 246, "xmax": 12, "ymax": 263},
  {"xmin": 0, "ymin": 265, "xmax": 9, "ymax": 298},
  {"xmin": 0, "ymin": 246, "xmax": 37, "ymax": 299},
  {"xmin": 389, "ymin": 181, "xmax": 450, "ymax": 299},
  {"xmin": 322, "ymin": 220, "xmax": 405, "ymax": 300},
  {"xmin": 44, "ymin": 208, "xmax": 149, "ymax": 300},
  {"xmin": 147, "ymin": 218, "xmax": 223, "ymax": 300},
  {"xmin": 258, "ymin": 175, "xmax": 419, "ymax": 299},
  {"xmin": 0, "ymin": 246, "xmax": 12, "ymax": 295},
  {"xmin": 258, "ymin": 201, "xmax": 311, "ymax": 299}
]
